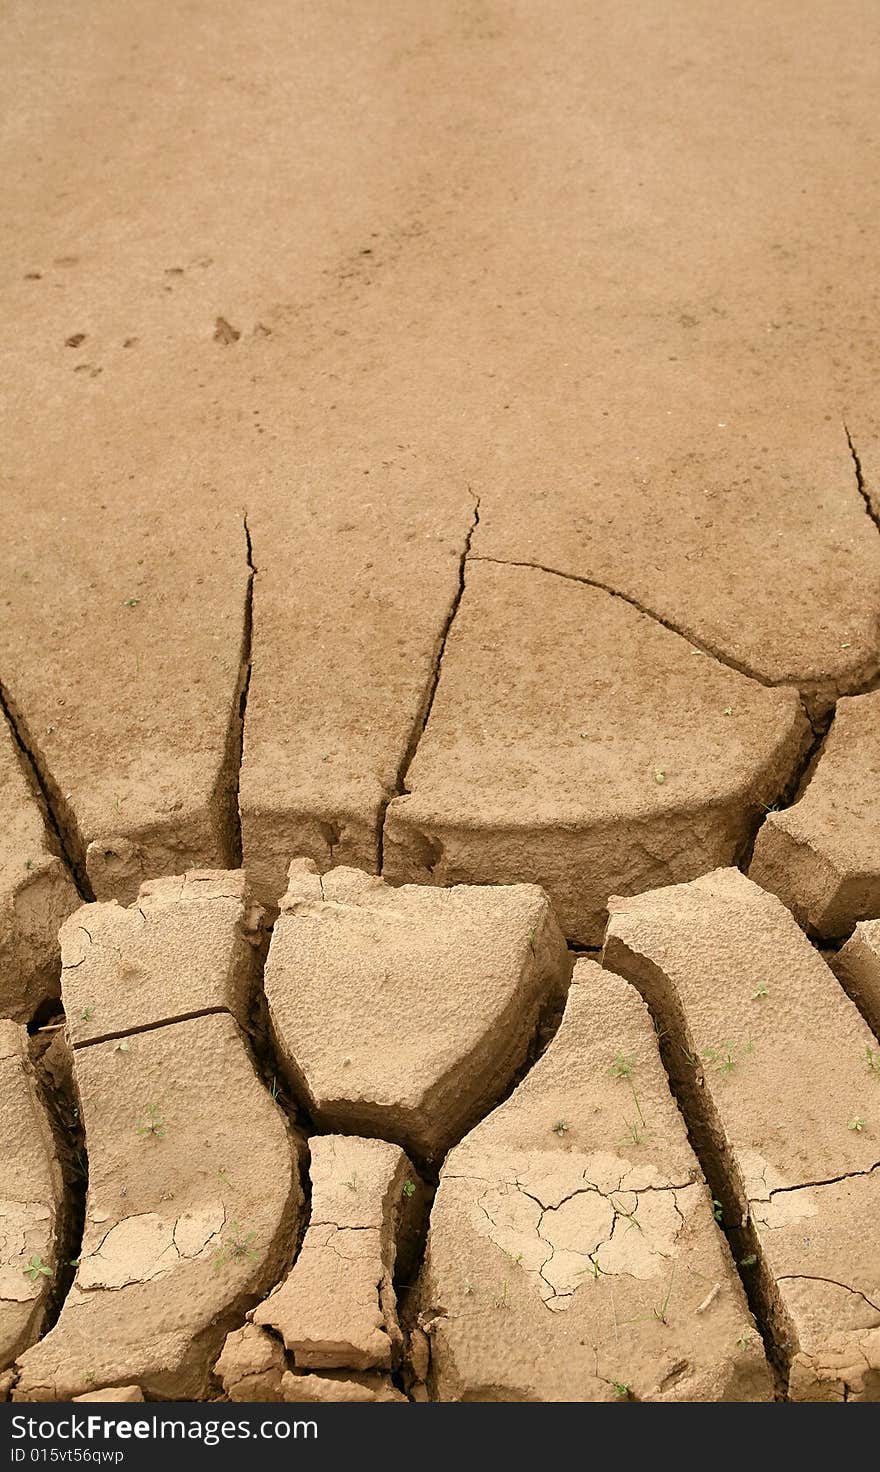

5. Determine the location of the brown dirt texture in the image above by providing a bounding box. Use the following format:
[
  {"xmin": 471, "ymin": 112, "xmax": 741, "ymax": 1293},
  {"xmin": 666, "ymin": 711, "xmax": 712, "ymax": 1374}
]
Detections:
[{"xmin": 2, "ymin": 0, "xmax": 880, "ymax": 1406}]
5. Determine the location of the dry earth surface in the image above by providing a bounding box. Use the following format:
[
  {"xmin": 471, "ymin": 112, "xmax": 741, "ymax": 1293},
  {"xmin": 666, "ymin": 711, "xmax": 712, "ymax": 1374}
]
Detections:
[{"xmin": 2, "ymin": 0, "xmax": 880, "ymax": 1404}]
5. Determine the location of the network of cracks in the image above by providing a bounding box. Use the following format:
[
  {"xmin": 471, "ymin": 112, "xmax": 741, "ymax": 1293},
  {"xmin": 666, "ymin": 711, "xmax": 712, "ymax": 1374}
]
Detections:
[{"xmin": 1, "ymin": 851, "xmax": 879, "ymax": 1405}]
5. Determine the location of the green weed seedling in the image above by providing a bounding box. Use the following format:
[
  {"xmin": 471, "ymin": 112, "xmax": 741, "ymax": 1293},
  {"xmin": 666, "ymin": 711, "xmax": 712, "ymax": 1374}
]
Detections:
[
  {"xmin": 622, "ymin": 1116, "xmax": 647, "ymax": 1146},
  {"xmin": 752, "ymin": 982, "xmax": 769, "ymax": 1000},
  {"xmin": 552, "ymin": 1120, "xmax": 569, "ymax": 1138},
  {"xmin": 866, "ymin": 1047, "xmax": 880, "ymax": 1078},
  {"xmin": 610, "ymin": 1051, "xmax": 635, "ymax": 1080},
  {"xmin": 611, "ymin": 1382, "xmax": 630, "ymax": 1399},
  {"xmin": 23, "ymin": 1255, "xmax": 52, "ymax": 1283},
  {"xmin": 848, "ymin": 1116, "xmax": 866, "ymax": 1132},
  {"xmin": 402, "ymin": 1180, "xmax": 416, "ymax": 1199},
  {"xmin": 136, "ymin": 1103, "xmax": 165, "ymax": 1139},
  {"xmin": 344, "ymin": 1171, "xmax": 358, "ymax": 1191},
  {"xmin": 493, "ymin": 1280, "xmax": 511, "ymax": 1310},
  {"xmin": 703, "ymin": 1039, "xmax": 753, "ymax": 1076},
  {"xmin": 213, "ymin": 1222, "xmax": 258, "ymax": 1272},
  {"xmin": 621, "ymin": 1084, "xmax": 649, "ymax": 1146},
  {"xmin": 652, "ymin": 1268, "xmax": 675, "ymax": 1325},
  {"xmin": 611, "ymin": 1197, "xmax": 643, "ymax": 1234}
]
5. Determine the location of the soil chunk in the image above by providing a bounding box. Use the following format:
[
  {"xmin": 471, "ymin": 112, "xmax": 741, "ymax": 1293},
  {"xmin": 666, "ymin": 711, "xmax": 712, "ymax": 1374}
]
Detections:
[
  {"xmin": 605, "ymin": 869, "xmax": 880, "ymax": 1400},
  {"xmin": 263, "ymin": 860, "xmax": 571, "ymax": 1159},
  {"xmin": 420, "ymin": 960, "xmax": 769, "ymax": 1401},
  {"xmin": 252, "ymin": 1136, "xmax": 421, "ymax": 1374},
  {"xmin": 0, "ymin": 722, "xmax": 79, "ymax": 1022},
  {"xmin": 60, "ymin": 869, "xmax": 263, "ymax": 1045},
  {"xmin": 832, "ymin": 920, "xmax": 880, "ymax": 1037},
  {"xmin": 0, "ymin": 1022, "xmax": 62, "ymax": 1370},
  {"xmin": 14, "ymin": 874, "xmax": 302, "ymax": 1400},
  {"xmin": 751, "ymin": 691, "xmax": 880, "ymax": 938}
]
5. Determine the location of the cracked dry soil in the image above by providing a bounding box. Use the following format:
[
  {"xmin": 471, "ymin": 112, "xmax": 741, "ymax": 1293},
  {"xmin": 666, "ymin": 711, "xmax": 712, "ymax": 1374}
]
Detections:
[{"xmin": 3, "ymin": 0, "xmax": 880, "ymax": 1408}]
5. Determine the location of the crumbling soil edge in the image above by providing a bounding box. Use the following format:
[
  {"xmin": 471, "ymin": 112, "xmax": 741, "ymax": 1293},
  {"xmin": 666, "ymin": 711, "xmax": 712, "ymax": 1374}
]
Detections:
[
  {"xmin": 735, "ymin": 703, "xmax": 834, "ymax": 875},
  {"xmin": 27, "ymin": 1019, "xmax": 89, "ymax": 1338},
  {"xmin": 0, "ymin": 683, "xmax": 91, "ymax": 900},
  {"xmin": 377, "ymin": 496, "xmax": 480, "ymax": 871}
]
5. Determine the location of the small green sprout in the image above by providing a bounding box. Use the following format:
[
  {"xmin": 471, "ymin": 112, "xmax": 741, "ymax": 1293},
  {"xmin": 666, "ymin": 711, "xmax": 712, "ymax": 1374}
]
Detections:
[
  {"xmin": 610, "ymin": 1051, "xmax": 635, "ymax": 1079},
  {"xmin": 866, "ymin": 1047, "xmax": 880, "ymax": 1077},
  {"xmin": 723, "ymin": 706, "xmax": 733, "ymax": 716},
  {"xmin": 24, "ymin": 1255, "xmax": 52, "ymax": 1283},
  {"xmin": 654, "ymin": 768, "xmax": 666, "ymax": 784},
  {"xmin": 344, "ymin": 1171, "xmax": 358, "ymax": 1191},
  {"xmin": 402, "ymin": 1180, "xmax": 416, "ymax": 1199},
  {"xmin": 848, "ymin": 1116, "xmax": 866, "ymax": 1132},
  {"xmin": 752, "ymin": 982, "xmax": 769, "ymax": 1000},
  {"xmin": 739, "ymin": 1254, "xmax": 758, "ymax": 1268},
  {"xmin": 493, "ymin": 1280, "xmax": 510, "ymax": 1309},
  {"xmin": 622, "ymin": 1117, "xmax": 647, "ymax": 1146},
  {"xmin": 115, "ymin": 1039, "xmax": 130, "ymax": 1053},
  {"xmin": 703, "ymin": 1040, "xmax": 752, "ymax": 1076},
  {"xmin": 24, "ymin": 859, "xmax": 36, "ymax": 871},
  {"xmin": 80, "ymin": 1006, "xmax": 94, "ymax": 1021},
  {"xmin": 652, "ymin": 1269, "xmax": 675, "ymax": 1324},
  {"xmin": 123, "ymin": 597, "xmax": 140, "ymax": 608},
  {"xmin": 712, "ymin": 1198, "xmax": 724, "ymax": 1224},
  {"xmin": 552, "ymin": 1120, "xmax": 569, "ymax": 1137},
  {"xmin": 136, "ymin": 1103, "xmax": 165, "ymax": 1139},
  {"xmin": 611, "ymin": 1382, "xmax": 630, "ymax": 1399},
  {"xmin": 213, "ymin": 1222, "xmax": 258, "ymax": 1272},
  {"xmin": 736, "ymin": 1331, "xmax": 753, "ymax": 1351}
]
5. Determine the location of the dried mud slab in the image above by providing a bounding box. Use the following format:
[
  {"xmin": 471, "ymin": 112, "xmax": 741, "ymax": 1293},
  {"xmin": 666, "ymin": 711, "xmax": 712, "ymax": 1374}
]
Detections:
[
  {"xmin": 0, "ymin": 1023, "xmax": 63, "ymax": 1369},
  {"xmin": 473, "ymin": 417, "xmax": 880, "ymax": 718},
  {"xmin": 240, "ymin": 486, "xmax": 475, "ymax": 909},
  {"xmin": 0, "ymin": 502, "xmax": 249, "ymax": 909},
  {"xmin": 0, "ymin": 719, "xmax": 79, "ymax": 1023},
  {"xmin": 14, "ymin": 875, "xmax": 302, "ymax": 1400},
  {"xmin": 264, "ymin": 860, "xmax": 571, "ymax": 1159},
  {"xmin": 384, "ymin": 560, "xmax": 809, "ymax": 944},
  {"xmin": 251, "ymin": 1136, "xmax": 421, "ymax": 1374},
  {"xmin": 750, "ymin": 692, "xmax": 880, "ymax": 939},
  {"xmin": 420, "ymin": 960, "xmax": 769, "ymax": 1402},
  {"xmin": 60, "ymin": 870, "xmax": 262, "ymax": 1045},
  {"xmin": 832, "ymin": 921, "xmax": 880, "ymax": 1037},
  {"xmin": 604, "ymin": 868, "xmax": 880, "ymax": 1400}
]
